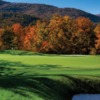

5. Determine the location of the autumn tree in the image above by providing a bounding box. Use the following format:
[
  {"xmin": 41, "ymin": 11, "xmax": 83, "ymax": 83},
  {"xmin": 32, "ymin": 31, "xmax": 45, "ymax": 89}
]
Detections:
[
  {"xmin": 94, "ymin": 24, "xmax": 100, "ymax": 54},
  {"xmin": 75, "ymin": 17, "xmax": 95, "ymax": 54},
  {"xmin": 12, "ymin": 23, "xmax": 24, "ymax": 50},
  {"xmin": 1, "ymin": 27, "xmax": 17, "ymax": 50},
  {"xmin": 48, "ymin": 15, "xmax": 78, "ymax": 54},
  {"xmin": 23, "ymin": 26, "xmax": 37, "ymax": 51},
  {"xmin": 0, "ymin": 28, "xmax": 3, "ymax": 49},
  {"xmin": 34, "ymin": 20, "xmax": 50, "ymax": 52}
]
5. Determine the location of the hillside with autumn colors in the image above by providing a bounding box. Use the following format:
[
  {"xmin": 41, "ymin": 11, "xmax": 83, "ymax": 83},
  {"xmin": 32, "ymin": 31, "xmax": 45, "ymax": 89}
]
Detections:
[
  {"xmin": 0, "ymin": 0, "xmax": 100, "ymax": 54},
  {"xmin": 0, "ymin": 0, "xmax": 100, "ymax": 23}
]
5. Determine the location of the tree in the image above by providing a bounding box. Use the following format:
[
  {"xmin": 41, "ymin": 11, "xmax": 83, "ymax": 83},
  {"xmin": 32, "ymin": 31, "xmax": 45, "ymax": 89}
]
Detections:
[
  {"xmin": 94, "ymin": 24, "xmax": 100, "ymax": 54},
  {"xmin": 12, "ymin": 23, "xmax": 24, "ymax": 50},
  {"xmin": 0, "ymin": 28, "xmax": 3, "ymax": 49},
  {"xmin": 48, "ymin": 15, "xmax": 78, "ymax": 54},
  {"xmin": 23, "ymin": 26, "xmax": 37, "ymax": 51},
  {"xmin": 75, "ymin": 17, "xmax": 95, "ymax": 54},
  {"xmin": 34, "ymin": 20, "xmax": 49, "ymax": 52},
  {"xmin": 1, "ymin": 27, "xmax": 17, "ymax": 50}
]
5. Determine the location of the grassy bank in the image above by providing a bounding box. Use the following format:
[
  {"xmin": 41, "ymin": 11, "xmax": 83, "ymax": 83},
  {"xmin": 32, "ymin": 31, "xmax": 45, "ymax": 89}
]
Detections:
[{"xmin": 0, "ymin": 50, "xmax": 100, "ymax": 100}]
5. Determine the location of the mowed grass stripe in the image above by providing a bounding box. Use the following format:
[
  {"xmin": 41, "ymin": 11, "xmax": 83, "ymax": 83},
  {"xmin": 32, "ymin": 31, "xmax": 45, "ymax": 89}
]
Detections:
[{"xmin": 0, "ymin": 54, "xmax": 100, "ymax": 68}]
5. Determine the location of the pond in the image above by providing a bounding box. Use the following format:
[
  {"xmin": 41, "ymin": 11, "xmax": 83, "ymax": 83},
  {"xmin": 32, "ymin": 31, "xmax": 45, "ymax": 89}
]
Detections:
[{"xmin": 72, "ymin": 94, "xmax": 100, "ymax": 100}]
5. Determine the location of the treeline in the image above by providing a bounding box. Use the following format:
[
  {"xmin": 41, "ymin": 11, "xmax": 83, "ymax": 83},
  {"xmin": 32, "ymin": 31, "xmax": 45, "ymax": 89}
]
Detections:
[{"xmin": 0, "ymin": 15, "xmax": 100, "ymax": 54}]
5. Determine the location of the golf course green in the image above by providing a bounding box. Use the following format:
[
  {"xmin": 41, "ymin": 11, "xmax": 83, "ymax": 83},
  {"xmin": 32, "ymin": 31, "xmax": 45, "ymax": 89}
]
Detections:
[{"xmin": 0, "ymin": 50, "xmax": 100, "ymax": 100}]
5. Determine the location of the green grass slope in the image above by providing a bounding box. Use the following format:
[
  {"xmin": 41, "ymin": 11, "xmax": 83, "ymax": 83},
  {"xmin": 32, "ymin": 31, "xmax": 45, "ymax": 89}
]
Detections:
[{"xmin": 0, "ymin": 50, "xmax": 100, "ymax": 100}]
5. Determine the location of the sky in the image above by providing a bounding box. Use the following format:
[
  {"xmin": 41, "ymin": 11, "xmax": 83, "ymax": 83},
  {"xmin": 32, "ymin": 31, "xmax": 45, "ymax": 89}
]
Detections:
[{"xmin": 5, "ymin": 0, "xmax": 100, "ymax": 14}]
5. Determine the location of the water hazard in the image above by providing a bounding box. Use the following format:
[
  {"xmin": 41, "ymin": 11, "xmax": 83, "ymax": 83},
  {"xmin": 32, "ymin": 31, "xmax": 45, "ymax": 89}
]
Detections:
[{"xmin": 72, "ymin": 94, "xmax": 100, "ymax": 100}]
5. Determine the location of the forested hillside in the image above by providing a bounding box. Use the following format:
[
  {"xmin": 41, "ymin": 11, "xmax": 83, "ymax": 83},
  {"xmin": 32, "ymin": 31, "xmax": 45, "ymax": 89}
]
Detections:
[
  {"xmin": 96, "ymin": 14, "xmax": 100, "ymax": 17},
  {"xmin": 0, "ymin": 1, "xmax": 100, "ymax": 54},
  {"xmin": 0, "ymin": 0, "xmax": 100, "ymax": 23},
  {"xmin": 0, "ymin": 12, "xmax": 39, "ymax": 27}
]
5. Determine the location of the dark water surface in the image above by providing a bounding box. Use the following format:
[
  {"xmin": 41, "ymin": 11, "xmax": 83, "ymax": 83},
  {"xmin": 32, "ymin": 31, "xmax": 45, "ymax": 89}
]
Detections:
[{"xmin": 72, "ymin": 94, "xmax": 100, "ymax": 100}]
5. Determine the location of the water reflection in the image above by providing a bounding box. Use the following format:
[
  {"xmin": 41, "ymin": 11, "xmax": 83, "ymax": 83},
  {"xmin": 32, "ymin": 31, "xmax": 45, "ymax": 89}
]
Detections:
[{"xmin": 72, "ymin": 94, "xmax": 100, "ymax": 100}]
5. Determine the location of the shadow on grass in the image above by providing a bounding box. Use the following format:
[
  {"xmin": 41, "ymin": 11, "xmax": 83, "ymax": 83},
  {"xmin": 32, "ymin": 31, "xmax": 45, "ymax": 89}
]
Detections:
[
  {"xmin": 0, "ymin": 60, "xmax": 100, "ymax": 100},
  {"xmin": 62, "ymin": 75, "xmax": 100, "ymax": 94},
  {"xmin": 0, "ymin": 50, "xmax": 88, "ymax": 57},
  {"xmin": 0, "ymin": 60, "xmax": 61, "ymax": 70},
  {"xmin": 0, "ymin": 60, "xmax": 70, "ymax": 99},
  {"xmin": 0, "ymin": 50, "xmax": 44, "ymax": 56},
  {"xmin": 0, "ymin": 74, "xmax": 73, "ymax": 100},
  {"xmin": 0, "ymin": 74, "xmax": 100, "ymax": 100}
]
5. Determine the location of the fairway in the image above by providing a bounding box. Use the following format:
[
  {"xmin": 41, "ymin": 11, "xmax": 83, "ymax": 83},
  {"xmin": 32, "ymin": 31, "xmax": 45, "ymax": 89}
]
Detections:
[
  {"xmin": 0, "ymin": 50, "xmax": 100, "ymax": 75},
  {"xmin": 0, "ymin": 50, "xmax": 100, "ymax": 100}
]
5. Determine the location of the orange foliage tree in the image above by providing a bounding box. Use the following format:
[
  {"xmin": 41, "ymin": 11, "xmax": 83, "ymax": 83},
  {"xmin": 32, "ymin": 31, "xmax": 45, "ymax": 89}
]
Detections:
[
  {"xmin": 23, "ymin": 26, "xmax": 38, "ymax": 51},
  {"xmin": 75, "ymin": 17, "xmax": 95, "ymax": 54},
  {"xmin": 94, "ymin": 24, "xmax": 100, "ymax": 54},
  {"xmin": 34, "ymin": 21, "xmax": 50, "ymax": 52},
  {"xmin": 48, "ymin": 15, "xmax": 78, "ymax": 54},
  {"xmin": 12, "ymin": 23, "xmax": 24, "ymax": 50}
]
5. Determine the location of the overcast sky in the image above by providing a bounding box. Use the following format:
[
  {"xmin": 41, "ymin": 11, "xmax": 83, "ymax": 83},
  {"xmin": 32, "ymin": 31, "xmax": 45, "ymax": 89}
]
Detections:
[{"xmin": 6, "ymin": 0, "xmax": 100, "ymax": 14}]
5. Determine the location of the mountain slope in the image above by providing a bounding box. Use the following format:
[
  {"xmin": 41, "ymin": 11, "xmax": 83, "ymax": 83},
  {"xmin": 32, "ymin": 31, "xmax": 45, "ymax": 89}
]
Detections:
[
  {"xmin": 0, "ymin": 12, "xmax": 39, "ymax": 27},
  {"xmin": 96, "ymin": 14, "xmax": 100, "ymax": 17},
  {"xmin": 0, "ymin": 0, "xmax": 100, "ymax": 23}
]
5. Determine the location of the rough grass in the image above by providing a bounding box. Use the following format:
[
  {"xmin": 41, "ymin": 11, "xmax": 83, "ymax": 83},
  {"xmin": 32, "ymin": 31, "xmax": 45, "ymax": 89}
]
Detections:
[{"xmin": 0, "ymin": 50, "xmax": 100, "ymax": 100}]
